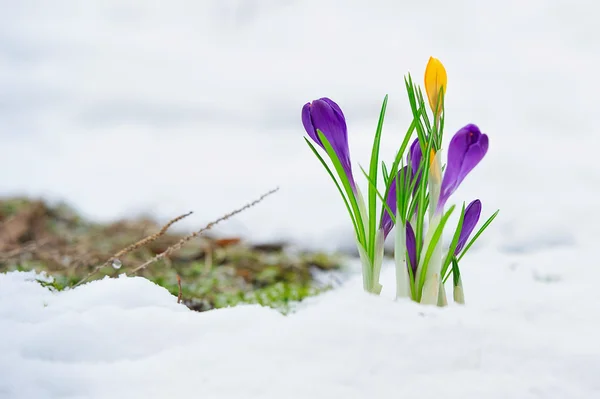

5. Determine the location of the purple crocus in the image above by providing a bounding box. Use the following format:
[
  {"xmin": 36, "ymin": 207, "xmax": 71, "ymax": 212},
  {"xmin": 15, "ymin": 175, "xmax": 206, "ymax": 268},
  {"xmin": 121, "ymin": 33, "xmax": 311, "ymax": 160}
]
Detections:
[
  {"xmin": 406, "ymin": 222, "xmax": 417, "ymax": 275},
  {"xmin": 302, "ymin": 98, "xmax": 356, "ymax": 189},
  {"xmin": 455, "ymin": 199, "xmax": 482, "ymax": 255},
  {"xmin": 408, "ymin": 138, "xmax": 423, "ymax": 193},
  {"xmin": 380, "ymin": 166, "xmax": 410, "ymax": 238},
  {"xmin": 409, "ymin": 138, "xmax": 422, "ymax": 175},
  {"xmin": 437, "ymin": 124, "xmax": 488, "ymax": 211}
]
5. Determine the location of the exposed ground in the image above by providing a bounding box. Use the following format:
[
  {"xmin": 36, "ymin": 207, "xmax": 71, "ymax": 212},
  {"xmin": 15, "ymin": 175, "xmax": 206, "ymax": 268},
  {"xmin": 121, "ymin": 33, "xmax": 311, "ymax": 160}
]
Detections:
[{"xmin": 0, "ymin": 197, "xmax": 343, "ymax": 313}]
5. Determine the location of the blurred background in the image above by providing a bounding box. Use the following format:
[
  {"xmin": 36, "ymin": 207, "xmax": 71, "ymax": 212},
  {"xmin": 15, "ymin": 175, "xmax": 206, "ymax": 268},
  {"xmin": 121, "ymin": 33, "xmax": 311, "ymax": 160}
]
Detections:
[{"xmin": 1, "ymin": 0, "xmax": 598, "ymax": 255}]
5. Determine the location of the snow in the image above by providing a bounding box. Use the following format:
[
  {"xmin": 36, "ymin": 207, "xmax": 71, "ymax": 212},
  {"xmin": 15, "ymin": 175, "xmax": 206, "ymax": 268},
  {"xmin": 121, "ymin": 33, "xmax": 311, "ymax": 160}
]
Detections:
[
  {"xmin": 1, "ymin": 0, "xmax": 599, "ymax": 251},
  {"xmin": 1, "ymin": 250, "xmax": 600, "ymax": 398},
  {"xmin": 2, "ymin": 1, "xmax": 600, "ymax": 398}
]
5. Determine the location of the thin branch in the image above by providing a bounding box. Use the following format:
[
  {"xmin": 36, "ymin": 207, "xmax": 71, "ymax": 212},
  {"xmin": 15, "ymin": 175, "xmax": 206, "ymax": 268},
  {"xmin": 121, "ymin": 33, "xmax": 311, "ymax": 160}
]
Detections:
[
  {"xmin": 73, "ymin": 211, "xmax": 193, "ymax": 287},
  {"xmin": 177, "ymin": 274, "xmax": 182, "ymax": 304},
  {"xmin": 130, "ymin": 187, "xmax": 279, "ymax": 275}
]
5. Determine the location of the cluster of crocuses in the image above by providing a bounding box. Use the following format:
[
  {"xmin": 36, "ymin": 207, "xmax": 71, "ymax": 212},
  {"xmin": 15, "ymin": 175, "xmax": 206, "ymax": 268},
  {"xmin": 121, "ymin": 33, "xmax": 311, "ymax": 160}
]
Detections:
[{"xmin": 301, "ymin": 57, "xmax": 498, "ymax": 305}]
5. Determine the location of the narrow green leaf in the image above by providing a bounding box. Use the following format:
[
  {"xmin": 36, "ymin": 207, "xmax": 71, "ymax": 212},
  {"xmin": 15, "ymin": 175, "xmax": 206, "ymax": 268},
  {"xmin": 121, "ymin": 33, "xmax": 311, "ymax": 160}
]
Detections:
[
  {"xmin": 457, "ymin": 209, "xmax": 500, "ymax": 262},
  {"xmin": 382, "ymin": 161, "xmax": 389, "ymax": 185},
  {"xmin": 304, "ymin": 138, "xmax": 359, "ymax": 235},
  {"xmin": 415, "ymin": 137, "xmax": 434, "ymax": 257},
  {"xmin": 440, "ymin": 202, "xmax": 466, "ymax": 279},
  {"xmin": 378, "ymin": 117, "xmax": 418, "ymax": 226},
  {"xmin": 368, "ymin": 95, "xmax": 389, "ymax": 259},
  {"xmin": 360, "ymin": 165, "xmax": 395, "ymax": 227},
  {"xmin": 316, "ymin": 130, "xmax": 366, "ymax": 245},
  {"xmin": 417, "ymin": 205, "xmax": 456, "ymax": 300},
  {"xmin": 451, "ymin": 257, "xmax": 461, "ymax": 287}
]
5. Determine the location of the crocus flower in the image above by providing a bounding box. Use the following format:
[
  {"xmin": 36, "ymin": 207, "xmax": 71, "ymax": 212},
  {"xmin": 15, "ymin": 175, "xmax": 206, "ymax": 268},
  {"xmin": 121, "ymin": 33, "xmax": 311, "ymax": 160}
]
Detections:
[
  {"xmin": 302, "ymin": 98, "xmax": 356, "ymax": 189},
  {"xmin": 408, "ymin": 138, "xmax": 438, "ymax": 191},
  {"xmin": 380, "ymin": 166, "xmax": 410, "ymax": 238},
  {"xmin": 406, "ymin": 222, "xmax": 417, "ymax": 275},
  {"xmin": 455, "ymin": 199, "xmax": 482, "ymax": 254},
  {"xmin": 437, "ymin": 124, "xmax": 488, "ymax": 211},
  {"xmin": 408, "ymin": 138, "xmax": 422, "ymax": 193},
  {"xmin": 409, "ymin": 138, "xmax": 422, "ymax": 176},
  {"xmin": 424, "ymin": 57, "xmax": 447, "ymax": 118}
]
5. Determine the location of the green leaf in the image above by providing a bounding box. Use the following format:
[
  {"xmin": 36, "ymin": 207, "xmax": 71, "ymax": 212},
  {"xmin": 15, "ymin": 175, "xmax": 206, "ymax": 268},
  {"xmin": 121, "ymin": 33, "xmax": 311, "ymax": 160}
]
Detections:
[
  {"xmin": 456, "ymin": 209, "xmax": 500, "ymax": 262},
  {"xmin": 416, "ymin": 86, "xmax": 432, "ymax": 141},
  {"xmin": 417, "ymin": 205, "xmax": 456, "ymax": 300},
  {"xmin": 451, "ymin": 257, "xmax": 461, "ymax": 287},
  {"xmin": 359, "ymin": 165, "xmax": 396, "ymax": 228},
  {"xmin": 415, "ymin": 137, "xmax": 434, "ymax": 257},
  {"xmin": 404, "ymin": 75, "xmax": 428, "ymax": 148},
  {"xmin": 440, "ymin": 202, "xmax": 466, "ymax": 279},
  {"xmin": 382, "ymin": 161, "xmax": 389, "ymax": 185},
  {"xmin": 368, "ymin": 95, "xmax": 388, "ymax": 259},
  {"xmin": 304, "ymin": 138, "xmax": 359, "ymax": 235},
  {"xmin": 316, "ymin": 130, "xmax": 366, "ymax": 245},
  {"xmin": 379, "ymin": 117, "xmax": 418, "ymax": 225}
]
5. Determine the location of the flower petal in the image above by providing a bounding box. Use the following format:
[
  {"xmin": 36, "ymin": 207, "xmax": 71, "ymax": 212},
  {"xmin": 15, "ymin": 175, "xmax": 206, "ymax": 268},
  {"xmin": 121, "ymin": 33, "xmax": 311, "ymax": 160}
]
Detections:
[
  {"xmin": 302, "ymin": 98, "xmax": 355, "ymax": 189},
  {"xmin": 301, "ymin": 102, "xmax": 320, "ymax": 145},
  {"xmin": 380, "ymin": 166, "xmax": 410, "ymax": 238},
  {"xmin": 406, "ymin": 222, "xmax": 417, "ymax": 275},
  {"xmin": 455, "ymin": 199, "xmax": 482, "ymax": 254},
  {"xmin": 409, "ymin": 138, "xmax": 422, "ymax": 175},
  {"xmin": 424, "ymin": 57, "xmax": 447, "ymax": 117},
  {"xmin": 456, "ymin": 134, "xmax": 488, "ymax": 189},
  {"xmin": 438, "ymin": 124, "xmax": 487, "ymax": 209}
]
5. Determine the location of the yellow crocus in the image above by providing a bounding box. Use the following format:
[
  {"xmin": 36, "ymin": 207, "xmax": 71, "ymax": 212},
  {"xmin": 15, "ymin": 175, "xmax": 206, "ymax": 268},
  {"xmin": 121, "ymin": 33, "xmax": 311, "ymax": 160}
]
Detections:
[
  {"xmin": 424, "ymin": 57, "xmax": 447, "ymax": 118},
  {"xmin": 429, "ymin": 148, "xmax": 441, "ymax": 184}
]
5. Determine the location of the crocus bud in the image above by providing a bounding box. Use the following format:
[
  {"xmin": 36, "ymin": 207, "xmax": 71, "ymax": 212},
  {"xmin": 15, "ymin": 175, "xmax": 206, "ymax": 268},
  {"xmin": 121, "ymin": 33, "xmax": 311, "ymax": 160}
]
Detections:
[
  {"xmin": 380, "ymin": 166, "xmax": 410, "ymax": 239},
  {"xmin": 455, "ymin": 199, "xmax": 482, "ymax": 255},
  {"xmin": 437, "ymin": 124, "xmax": 488, "ymax": 212},
  {"xmin": 302, "ymin": 98, "xmax": 356, "ymax": 190},
  {"xmin": 424, "ymin": 57, "xmax": 447, "ymax": 118}
]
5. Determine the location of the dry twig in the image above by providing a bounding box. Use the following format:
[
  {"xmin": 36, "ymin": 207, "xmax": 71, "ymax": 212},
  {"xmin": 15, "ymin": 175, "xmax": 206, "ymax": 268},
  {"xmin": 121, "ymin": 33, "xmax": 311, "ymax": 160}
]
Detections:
[
  {"xmin": 73, "ymin": 211, "xmax": 193, "ymax": 287},
  {"xmin": 130, "ymin": 187, "xmax": 279, "ymax": 274},
  {"xmin": 177, "ymin": 274, "xmax": 182, "ymax": 304}
]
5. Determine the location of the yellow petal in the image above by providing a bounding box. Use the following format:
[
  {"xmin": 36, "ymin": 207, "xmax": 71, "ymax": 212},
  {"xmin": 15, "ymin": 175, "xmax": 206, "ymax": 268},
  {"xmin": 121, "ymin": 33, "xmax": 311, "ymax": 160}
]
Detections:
[
  {"xmin": 424, "ymin": 57, "xmax": 447, "ymax": 117},
  {"xmin": 429, "ymin": 148, "xmax": 442, "ymax": 184}
]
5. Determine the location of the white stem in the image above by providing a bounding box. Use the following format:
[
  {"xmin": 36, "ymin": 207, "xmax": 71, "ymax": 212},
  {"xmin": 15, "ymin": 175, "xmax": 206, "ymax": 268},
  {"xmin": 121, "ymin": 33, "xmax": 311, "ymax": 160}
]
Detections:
[
  {"xmin": 428, "ymin": 149, "xmax": 443, "ymax": 222},
  {"xmin": 437, "ymin": 280, "xmax": 448, "ymax": 307},
  {"xmin": 420, "ymin": 149, "xmax": 444, "ymax": 305},
  {"xmin": 356, "ymin": 243, "xmax": 371, "ymax": 292},
  {"xmin": 354, "ymin": 186, "xmax": 369, "ymax": 233},
  {"xmin": 416, "ymin": 213, "xmax": 443, "ymax": 304},
  {"xmin": 394, "ymin": 219, "xmax": 411, "ymax": 299},
  {"xmin": 453, "ymin": 276, "xmax": 465, "ymax": 304},
  {"xmin": 372, "ymin": 229, "xmax": 384, "ymax": 294},
  {"xmin": 420, "ymin": 274, "xmax": 439, "ymax": 305}
]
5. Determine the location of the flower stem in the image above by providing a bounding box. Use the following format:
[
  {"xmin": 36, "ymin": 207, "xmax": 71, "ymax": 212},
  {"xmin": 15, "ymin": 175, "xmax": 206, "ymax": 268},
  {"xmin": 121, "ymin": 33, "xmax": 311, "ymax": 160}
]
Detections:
[{"xmin": 395, "ymin": 220, "xmax": 411, "ymax": 299}]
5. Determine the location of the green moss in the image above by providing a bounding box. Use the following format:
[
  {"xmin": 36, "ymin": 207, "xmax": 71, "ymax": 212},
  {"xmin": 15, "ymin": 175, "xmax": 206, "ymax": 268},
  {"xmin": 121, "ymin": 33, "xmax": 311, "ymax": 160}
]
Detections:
[{"xmin": 0, "ymin": 197, "xmax": 342, "ymax": 314}]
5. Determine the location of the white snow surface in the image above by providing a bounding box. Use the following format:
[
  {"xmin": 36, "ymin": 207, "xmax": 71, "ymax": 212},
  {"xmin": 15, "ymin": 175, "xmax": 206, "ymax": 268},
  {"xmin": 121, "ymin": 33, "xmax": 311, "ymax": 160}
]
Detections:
[
  {"xmin": 1, "ymin": 250, "xmax": 600, "ymax": 398},
  {"xmin": 2, "ymin": 1, "xmax": 600, "ymax": 398}
]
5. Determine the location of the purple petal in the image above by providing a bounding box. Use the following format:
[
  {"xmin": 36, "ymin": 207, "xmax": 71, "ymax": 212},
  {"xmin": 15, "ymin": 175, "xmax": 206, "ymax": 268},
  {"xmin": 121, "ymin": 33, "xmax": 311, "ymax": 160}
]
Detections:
[
  {"xmin": 320, "ymin": 97, "xmax": 346, "ymax": 120},
  {"xmin": 309, "ymin": 99, "xmax": 348, "ymax": 153},
  {"xmin": 455, "ymin": 199, "xmax": 482, "ymax": 254},
  {"xmin": 407, "ymin": 138, "xmax": 423, "ymax": 197},
  {"xmin": 406, "ymin": 222, "xmax": 417, "ymax": 275},
  {"xmin": 380, "ymin": 172, "xmax": 397, "ymax": 238},
  {"xmin": 438, "ymin": 124, "xmax": 488, "ymax": 210},
  {"xmin": 380, "ymin": 166, "xmax": 411, "ymax": 238},
  {"xmin": 302, "ymin": 98, "xmax": 355, "ymax": 189},
  {"xmin": 456, "ymin": 134, "xmax": 488, "ymax": 189},
  {"xmin": 409, "ymin": 138, "xmax": 422, "ymax": 176},
  {"xmin": 301, "ymin": 103, "xmax": 320, "ymax": 145}
]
